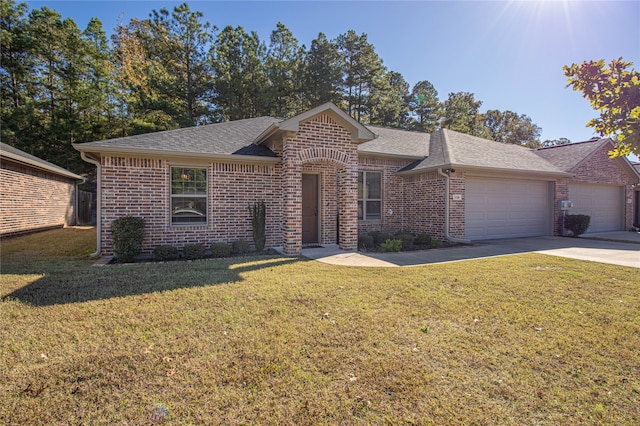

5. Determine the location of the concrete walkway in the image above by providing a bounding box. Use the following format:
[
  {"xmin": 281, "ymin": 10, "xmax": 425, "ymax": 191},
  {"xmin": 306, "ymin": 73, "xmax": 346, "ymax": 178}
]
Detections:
[{"xmin": 301, "ymin": 233, "xmax": 640, "ymax": 268}]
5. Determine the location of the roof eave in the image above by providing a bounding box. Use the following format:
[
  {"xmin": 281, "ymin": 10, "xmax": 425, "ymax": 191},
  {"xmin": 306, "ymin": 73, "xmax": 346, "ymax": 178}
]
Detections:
[
  {"xmin": 74, "ymin": 145, "xmax": 281, "ymax": 164},
  {"xmin": 1, "ymin": 151, "xmax": 84, "ymax": 180},
  {"xmin": 397, "ymin": 162, "xmax": 572, "ymax": 178},
  {"xmin": 252, "ymin": 123, "xmax": 282, "ymax": 145}
]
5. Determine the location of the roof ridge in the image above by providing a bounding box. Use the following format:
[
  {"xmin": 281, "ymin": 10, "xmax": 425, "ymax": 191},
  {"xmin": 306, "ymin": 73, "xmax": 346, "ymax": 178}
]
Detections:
[
  {"xmin": 536, "ymin": 138, "xmax": 606, "ymax": 151},
  {"xmin": 365, "ymin": 124, "xmax": 431, "ymax": 136},
  {"xmin": 439, "ymin": 128, "xmax": 453, "ymax": 164}
]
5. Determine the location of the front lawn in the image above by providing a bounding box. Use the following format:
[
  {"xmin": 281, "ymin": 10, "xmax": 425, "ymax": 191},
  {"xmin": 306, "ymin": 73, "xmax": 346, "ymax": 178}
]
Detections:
[{"xmin": 1, "ymin": 228, "xmax": 638, "ymax": 424}]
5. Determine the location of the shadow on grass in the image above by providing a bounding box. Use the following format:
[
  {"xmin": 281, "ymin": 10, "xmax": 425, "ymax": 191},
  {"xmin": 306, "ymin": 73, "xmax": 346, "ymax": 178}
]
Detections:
[{"xmin": 2, "ymin": 256, "xmax": 304, "ymax": 306}]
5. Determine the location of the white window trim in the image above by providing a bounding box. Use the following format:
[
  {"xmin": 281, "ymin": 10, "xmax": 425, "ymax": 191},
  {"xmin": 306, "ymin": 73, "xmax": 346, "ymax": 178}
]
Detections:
[
  {"xmin": 358, "ymin": 170, "xmax": 382, "ymax": 221},
  {"xmin": 170, "ymin": 165, "xmax": 209, "ymax": 226}
]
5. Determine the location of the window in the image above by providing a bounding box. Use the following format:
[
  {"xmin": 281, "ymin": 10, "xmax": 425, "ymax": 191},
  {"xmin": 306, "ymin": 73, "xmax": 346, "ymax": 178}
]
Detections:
[
  {"xmin": 171, "ymin": 167, "xmax": 207, "ymax": 224},
  {"xmin": 358, "ymin": 171, "xmax": 382, "ymax": 220}
]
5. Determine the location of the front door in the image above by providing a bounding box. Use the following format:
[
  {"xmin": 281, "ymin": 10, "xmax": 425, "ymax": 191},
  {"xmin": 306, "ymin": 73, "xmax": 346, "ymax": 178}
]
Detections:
[{"xmin": 302, "ymin": 174, "xmax": 319, "ymax": 245}]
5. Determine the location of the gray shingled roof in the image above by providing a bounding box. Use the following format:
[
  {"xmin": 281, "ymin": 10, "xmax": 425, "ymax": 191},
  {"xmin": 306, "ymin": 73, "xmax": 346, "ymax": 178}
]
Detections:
[
  {"xmin": 1, "ymin": 142, "xmax": 83, "ymax": 180},
  {"xmin": 534, "ymin": 138, "xmax": 609, "ymax": 172},
  {"xmin": 400, "ymin": 129, "xmax": 565, "ymax": 175},
  {"xmin": 74, "ymin": 112, "xmax": 628, "ymax": 181},
  {"xmin": 358, "ymin": 126, "xmax": 429, "ymax": 158},
  {"xmin": 75, "ymin": 116, "xmax": 281, "ymax": 157}
]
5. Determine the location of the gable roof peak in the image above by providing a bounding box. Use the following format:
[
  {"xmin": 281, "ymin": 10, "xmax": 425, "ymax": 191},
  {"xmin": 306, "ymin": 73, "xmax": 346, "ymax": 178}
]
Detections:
[{"xmin": 254, "ymin": 102, "xmax": 376, "ymax": 145}]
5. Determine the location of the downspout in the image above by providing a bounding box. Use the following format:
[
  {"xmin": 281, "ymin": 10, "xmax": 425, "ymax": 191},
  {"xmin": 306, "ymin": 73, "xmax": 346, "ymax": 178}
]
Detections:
[
  {"xmin": 80, "ymin": 152, "xmax": 101, "ymax": 257},
  {"xmin": 437, "ymin": 168, "xmax": 471, "ymax": 244}
]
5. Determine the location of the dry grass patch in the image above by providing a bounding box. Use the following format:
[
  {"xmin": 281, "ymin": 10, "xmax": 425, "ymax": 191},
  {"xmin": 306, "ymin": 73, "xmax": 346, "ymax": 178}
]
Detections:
[{"xmin": 1, "ymin": 228, "xmax": 639, "ymax": 424}]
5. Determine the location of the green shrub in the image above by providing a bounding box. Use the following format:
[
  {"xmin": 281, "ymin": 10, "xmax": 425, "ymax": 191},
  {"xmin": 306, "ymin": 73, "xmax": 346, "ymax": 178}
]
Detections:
[
  {"xmin": 565, "ymin": 214, "xmax": 591, "ymax": 237},
  {"xmin": 414, "ymin": 233, "xmax": 432, "ymax": 246},
  {"xmin": 110, "ymin": 217, "xmax": 144, "ymax": 262},
  {"xmin": 183, "ymin": 244, "xmax": 205, "ymax": 260},
  {"xmin": 153, "ymin": 245, "xmax": 178, "ymax": 261},
  {"xmin": 249, "ymin": 201, "xmax": 266, "ymax": 251},
  {"xmin": 431, "ymin": 239, "xmax": 443, "ymax": 248},
  {"xmin": 395, "ymin": 233, "xmax": 415, "ymax": 251},
  {"xmin": 371, "ymin": 232, "xmax": 393, "ymax": 246},
  {"xmin": 380, "ymin": 239, "xmax": 402, "ymax": 252},
  {"xmin": 232, "ymin": 239, "xmax": 251, "ymax": 255},
  {"xmin": 210, "ymin": 242, "xmax": 231, "ymax": 258},
  {"xmin": 358, "ymin": 234, "xmax": 375, "ymax": 251}
]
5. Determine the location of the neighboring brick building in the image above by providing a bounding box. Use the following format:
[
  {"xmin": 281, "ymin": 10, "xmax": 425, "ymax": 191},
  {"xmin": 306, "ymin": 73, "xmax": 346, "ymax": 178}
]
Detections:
[
  {"xmin": 74, "ymin": 103, "xmax": 640, "ymax": 256},
  {"xmin": 1, "ymin": 142, "xmax": 84, "ymax": 237}
]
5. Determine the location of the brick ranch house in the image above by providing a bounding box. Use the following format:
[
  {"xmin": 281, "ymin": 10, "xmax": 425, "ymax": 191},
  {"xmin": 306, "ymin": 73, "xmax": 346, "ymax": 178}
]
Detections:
[
  {"xmin": 1, "ymin": 142, "xmax": 84, "ymax": 237},
  {"xmin": 74, "ymin": 103, "xmax": 640, "ymax": 256}
]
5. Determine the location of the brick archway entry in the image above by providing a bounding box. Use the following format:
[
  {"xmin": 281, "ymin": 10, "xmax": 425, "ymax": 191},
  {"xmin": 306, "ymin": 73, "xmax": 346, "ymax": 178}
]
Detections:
[{"xmin": 282, "ymin": 129, "xmax": 359, "ymax": 255}]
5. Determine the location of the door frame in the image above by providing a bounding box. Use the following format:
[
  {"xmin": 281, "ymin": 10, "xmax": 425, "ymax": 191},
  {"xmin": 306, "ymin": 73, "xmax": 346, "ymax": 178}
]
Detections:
[{"xmin": 302, "ymin": 172, "xmax": 321, "ymax": 245}]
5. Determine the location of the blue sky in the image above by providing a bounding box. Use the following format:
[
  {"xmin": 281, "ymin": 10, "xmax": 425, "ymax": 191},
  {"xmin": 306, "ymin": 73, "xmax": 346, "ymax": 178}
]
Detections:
[{"xmin": 25, "ymin": 1, "xmax": 640, "ymax": 150}]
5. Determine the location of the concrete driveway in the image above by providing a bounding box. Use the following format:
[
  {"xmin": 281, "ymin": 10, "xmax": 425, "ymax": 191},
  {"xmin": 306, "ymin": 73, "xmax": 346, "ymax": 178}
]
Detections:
[{"xmin": 301, "ymin": 235, "xmax": 640, "ymax": 268}]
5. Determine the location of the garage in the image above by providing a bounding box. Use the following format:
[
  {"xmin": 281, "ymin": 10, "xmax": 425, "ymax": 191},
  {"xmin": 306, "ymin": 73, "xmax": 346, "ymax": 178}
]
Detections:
[
  {"xmin": 568, "ymin": 183, "xmax": 623, "ymax": 233},
  {"xmin": 465, "ymin": 177, "xmax": 551, "ymax": 240}
]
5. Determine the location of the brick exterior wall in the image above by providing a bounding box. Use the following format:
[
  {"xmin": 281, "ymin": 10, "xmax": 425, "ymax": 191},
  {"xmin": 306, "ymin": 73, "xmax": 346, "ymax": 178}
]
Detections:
[
  {"xmin": 93, "ymin": 119, "xmax": 639, "ymax": 256},
  {"xmin": 448, "ymin": 171, "xmax": 466, "ymax": 238},
  {"xmin": 357, "ymin": 156, "xmax": 413, "ymax": 235},
  {"xmin": 280, "ymin": 114, "xmax": 359, "ymax": 254},
  {"xmin": 99, "ymin": 156, "xmax": 282, "ymax": 255},
  {"xmin": 0, "ymin": 160, "xmax": 77, "ymax": 236},
  {"xmin": 402, "ymin": 171, "xmax": 447, "ymax": 240},
  {"xmin": 553, "ymin": 144, "xmax": 637, "ymax": 233}
]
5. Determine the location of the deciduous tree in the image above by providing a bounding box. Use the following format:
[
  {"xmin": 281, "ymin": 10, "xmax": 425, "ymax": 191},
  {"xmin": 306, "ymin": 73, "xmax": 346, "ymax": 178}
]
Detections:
[
  {"xmin": 542, "ymin": 137, "xmax": 572, "ymax": 147},
  {"xmin": 564, "ymin": 58, "xmax": 640, "ymax": 157},
  {"xmin": 482, "ymin": 109, "xmax": 542, "ymax": 148},
  {"xmin": 442, "ymin": 91, "xmax": 485, "ymax": 136}
]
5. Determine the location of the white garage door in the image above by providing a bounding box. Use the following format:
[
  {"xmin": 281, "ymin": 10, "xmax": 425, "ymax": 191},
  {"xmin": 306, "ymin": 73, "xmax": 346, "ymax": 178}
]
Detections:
[
  {"xmin": 569, "ymin": 183, "xmax": 622, "ymax": 233},
  {"xmin": 465, "ymin": 178, "xmax": 550, "ymax": 240}
]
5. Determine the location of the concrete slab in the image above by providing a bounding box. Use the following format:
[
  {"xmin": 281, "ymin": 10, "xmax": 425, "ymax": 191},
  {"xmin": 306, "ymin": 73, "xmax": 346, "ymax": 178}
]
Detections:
[
  {"xmin": 301, "ymin": 245, "xmax": 398, "ymax": 267},
  {"xmin": 579, "ymin": 230, "xmax": 640, "ymax": 244},
  {"xmin": 301, "ymin": 237, "xmax": 640, "ymax": 268}
]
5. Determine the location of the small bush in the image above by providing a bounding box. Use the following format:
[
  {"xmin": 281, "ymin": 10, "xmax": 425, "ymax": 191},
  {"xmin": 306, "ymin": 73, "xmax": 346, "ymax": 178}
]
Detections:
[
  {"xmin": 431, "ymin": 239, "xmax": 443, "ymax": 248},
  {"xmin": 565, "ymin": 214, "xmax": 591, "ymax": 237},
  {"xmin": 380, "ymin": 239, "xmax": 402, "ymax": 252},
  {"xmin": 358, "ymin": 234, "xmax": 375, "ymax": 251},
  {"xmin": 232, "ymin": 239, "xmax": 251, "ymax": 255},
  {"xmin": 153, "ymin": 245, "xmax": 178, "ymax": 261},
  {"xmin": 414, "ymin": 233, "xmax": 432, "ymax": 246},
  {"xmin": 111, "ymin": 217, "xmax": 144, "ymax": 262},
  {"xmin": 210, "ymin": 242, "xmax": 231, "ymax": 258},
  {"xmin": 183, "ymin": 244, "xmax": 205, "ymax": 260},
  {"xmin": 395, "ymin": 233, "xmax": 415, "ymax": 251},
  {"xmin": 371, "ymin": 232, "xmax": 394, "ymax": 246}
]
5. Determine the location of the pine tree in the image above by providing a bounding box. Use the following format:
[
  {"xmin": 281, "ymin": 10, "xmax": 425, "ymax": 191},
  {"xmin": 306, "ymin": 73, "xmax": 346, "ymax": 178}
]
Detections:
[
  {"xmin": 336, "ymin": 30, "xmax": 385, "ymax": 123},
  {"xmin": 301, "ymin": 32, "xmax": 342, "ymax": 108},
  {"xmin": 212, "ymin": 25, "xmax": 269, "ymax": 120},
  {"xmin": 265, "ymin": 22, "xmax": 304, "ymax": 118},
  {"xmin": 409, "ymin": 80, "xmax": 442, "ymax": 132}
]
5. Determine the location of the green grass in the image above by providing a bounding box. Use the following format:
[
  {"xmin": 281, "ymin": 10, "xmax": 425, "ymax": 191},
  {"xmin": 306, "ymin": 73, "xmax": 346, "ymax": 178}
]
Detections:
[{"xmin": 1, "ymin": 228, "xmax": 639, "ymax": 424}]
